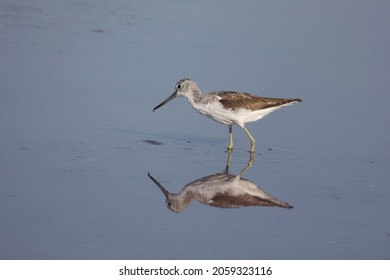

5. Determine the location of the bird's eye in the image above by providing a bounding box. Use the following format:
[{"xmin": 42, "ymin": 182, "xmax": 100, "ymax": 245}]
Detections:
[
  {"xmin": 177, "ymin": 84, "xmax": 181, "ymax": 89},
  {"xmin": 167, "ymin": 202, "xmax": 172, "ymax": 207}
]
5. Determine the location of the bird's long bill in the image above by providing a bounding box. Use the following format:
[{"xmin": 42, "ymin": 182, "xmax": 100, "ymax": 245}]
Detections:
[
  {"xmin": 147, "ymin": 172, "xmax": 170, "ymax": 198},
  {"xmin": 153, "ymin": 91, "xmax": 177, "ymax": 112}
]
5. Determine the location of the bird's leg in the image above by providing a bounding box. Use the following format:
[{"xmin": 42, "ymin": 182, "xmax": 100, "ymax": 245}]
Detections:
[
  {"xmin": 227, "ymin": 125, "xmax": 234, "ymax": 151},
  {"xmin": 239, "ymin": 152, "xmax": 254, "ymax": 177},
  {"xmin": 243, "ymin": 127, "xmax": 256, "ymax": 152},
  {"xmin": 224, "ymin": 148, "xmax": 233, "ymax": 173}
]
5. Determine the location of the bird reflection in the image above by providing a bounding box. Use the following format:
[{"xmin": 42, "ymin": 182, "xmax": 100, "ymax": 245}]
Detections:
[{"xmin": 148, "ymin": 151, "xmax": 293, "ymax": 213}]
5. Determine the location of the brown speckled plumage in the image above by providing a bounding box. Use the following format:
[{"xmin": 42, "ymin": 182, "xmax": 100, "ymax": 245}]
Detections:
[
  {"xmin": 210, "ymin": 192, "xmax": 293, "ymax": 208},
  {"xmin": 216, "ymin": 91, "xmax": 302, "ymax": 111}
]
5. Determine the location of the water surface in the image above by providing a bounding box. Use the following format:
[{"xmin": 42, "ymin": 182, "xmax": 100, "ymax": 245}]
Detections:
[{"xmin": 1, "ymin": 0, "xmax": 389, "ymax": 259}]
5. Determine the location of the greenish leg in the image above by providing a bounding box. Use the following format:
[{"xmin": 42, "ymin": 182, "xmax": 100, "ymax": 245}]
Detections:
[
  {"xmin": 227, "ymin": 125, "xmax": 234, "ymax": 151},
  {"xmin": 225, "ymin": 149, "xmax": 233, "ymax": 173},
  {"xmin": 239, "ymin": 151, "xmax": 254, "ymax": 177},
  {"xmin": 243, "ymin": 127, "xmax": 256, "ymax": 152}
]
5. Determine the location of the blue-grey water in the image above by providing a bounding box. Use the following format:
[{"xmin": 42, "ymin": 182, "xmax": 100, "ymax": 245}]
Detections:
[{"xmin": 1, "ymin": 0, "xmax": 389, "ymax": 259}]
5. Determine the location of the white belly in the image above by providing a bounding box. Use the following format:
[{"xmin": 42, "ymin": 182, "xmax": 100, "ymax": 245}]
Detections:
[{"xmin": 192, "ymin": 101, "xmax": 285, "ymax": 127}]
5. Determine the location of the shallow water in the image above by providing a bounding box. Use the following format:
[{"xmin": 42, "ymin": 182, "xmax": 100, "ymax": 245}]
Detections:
[{"xmin": 1, "ymin": 0, "xmax": 389, "ymax": 259}]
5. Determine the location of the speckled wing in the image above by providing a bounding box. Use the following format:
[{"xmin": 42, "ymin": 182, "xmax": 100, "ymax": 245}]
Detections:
[
  {"xmin": 209, "ymin": 192, "xmax": 293, "ymax": 208},
  {"xmin": 216, "ymin": 91, "xmax": 302, "ymax": 111}
]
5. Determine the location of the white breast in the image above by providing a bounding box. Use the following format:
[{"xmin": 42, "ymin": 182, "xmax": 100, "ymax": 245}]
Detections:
[
  {"xmin": 191, "ymin": 100, "xmax": 285, "ymax": 127},
  {"xmin": 192, "ymin": 101, "xmax": 236, "ymax": 125}
]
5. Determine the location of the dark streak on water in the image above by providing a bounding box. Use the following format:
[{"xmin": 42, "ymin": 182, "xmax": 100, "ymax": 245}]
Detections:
[{"xmin": 142, "ymin": 139, "xmax": 164, "ymax": 145}]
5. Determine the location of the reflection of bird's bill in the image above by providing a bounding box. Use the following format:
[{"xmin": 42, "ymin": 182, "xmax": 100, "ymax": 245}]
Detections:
[
  {"xmin": 153, "ymin": 91, "xmax": 177, "ymax": 112},
  {"xmin": 148, "ymin": 172, "xmax": 169, "ymax": 198}
]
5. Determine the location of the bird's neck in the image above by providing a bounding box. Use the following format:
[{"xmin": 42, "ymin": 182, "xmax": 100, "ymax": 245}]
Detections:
[
  {"xmin": 187, "ymin": 89, "xmax": 203, "ymax": 107},
  {"xmin": 173, "ymin": 189, "xmax": 195, "ymax": 210}
]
